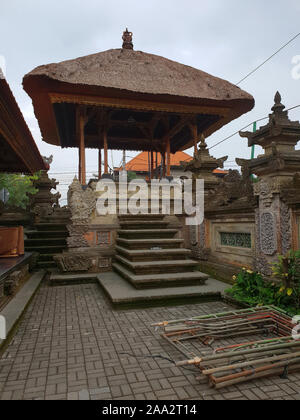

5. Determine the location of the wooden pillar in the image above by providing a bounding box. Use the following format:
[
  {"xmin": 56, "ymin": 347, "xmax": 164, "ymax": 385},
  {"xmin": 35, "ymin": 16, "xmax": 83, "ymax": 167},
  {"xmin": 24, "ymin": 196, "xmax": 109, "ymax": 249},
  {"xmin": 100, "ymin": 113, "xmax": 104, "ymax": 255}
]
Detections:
[
  {"xmin": 151, "ymin": 150, "xmax": 154, "ymax": 179},
  {"xmin": 103, "ymin": 129, "xmax": 108, "ymax": 174},
  {"xmin": 166, "ymin": 138, "xmax": 171, "ymax": 177},
  {"xmin": 98, "ymin": 148, "xmax": 102, "ymax": 179},
  {"xmin": 78, "ymin": 109, "xmax": 86, "ymax": 185},
  {"xmin": 193, "ymin": 122, "xmax": 198, "ymax": 156},
  {"xmin": 156, "ymin": 152, "xmax": 158, "ymax": 179},
  {"xmin": 162, "ymin": 152, "xmax": 166, "ymax": 178}
]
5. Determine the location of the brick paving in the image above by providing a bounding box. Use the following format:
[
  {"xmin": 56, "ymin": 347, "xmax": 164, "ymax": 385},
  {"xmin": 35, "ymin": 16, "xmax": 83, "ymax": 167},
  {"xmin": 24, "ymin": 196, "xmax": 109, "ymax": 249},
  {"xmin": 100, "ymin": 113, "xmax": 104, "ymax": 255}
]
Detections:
[{"xmin": 0, "ymin": 283, "xmax": 300, "ymax": 400}]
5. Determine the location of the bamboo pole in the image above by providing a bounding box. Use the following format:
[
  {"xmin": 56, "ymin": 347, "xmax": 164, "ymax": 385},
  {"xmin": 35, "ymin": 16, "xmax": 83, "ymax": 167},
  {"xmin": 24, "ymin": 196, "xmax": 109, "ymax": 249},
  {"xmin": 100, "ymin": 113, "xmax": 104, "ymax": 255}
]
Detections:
[
  {"xmin": 176, "ymin": 339, "xmax": 300, "ymax": 368},
  {"xmin": 202, "ymin": 350, "xmax": 300, "ymax": 376},
  {"xmin": 214, "ymin": 361, "xmax": 300, "ymax": 389},
  {"xmin": 152, "ymin": 306, "xmax": 279, "ymax": 327}
]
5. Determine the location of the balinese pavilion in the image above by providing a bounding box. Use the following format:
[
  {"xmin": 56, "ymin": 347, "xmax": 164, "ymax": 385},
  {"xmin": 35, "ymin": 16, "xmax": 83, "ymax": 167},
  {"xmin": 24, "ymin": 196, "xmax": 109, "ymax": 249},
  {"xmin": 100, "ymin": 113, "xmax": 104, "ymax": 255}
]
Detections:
[
  {"xmin": 21, "ymin": 30, "xmax": 255, "ymax": 303},
  {"xmin": 23, "ymin": 30, "xmax": 254, "ymax": 184}
]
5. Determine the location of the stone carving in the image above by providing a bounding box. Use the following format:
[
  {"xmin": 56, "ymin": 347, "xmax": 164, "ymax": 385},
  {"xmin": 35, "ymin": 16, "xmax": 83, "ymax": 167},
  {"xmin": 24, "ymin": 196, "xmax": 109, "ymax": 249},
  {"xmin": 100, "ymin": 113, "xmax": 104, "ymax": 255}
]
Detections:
[
  {"xmin": 99, "ymin": 258, "xmax": 110, "ymax": 268},
  {"xmin": 189, "ymin": 225, "xmax": 198, "ymax": 246},
  {"xmin": 67, "ymin": 178, "xmax": 97, "ymax": 249},
  {"xmin": 42, "ymin": 155, "xmax": 53, "ymax": 166},
  {"xmin": 281, "ymin": 173, "xmax": 300, "ymax": 206},
  {"xmin": 54, "ymin": 253, "xmax": 112, "ymax": 273},
  {"xmin": 67, "ymin": 232, "xmax": 89, "ymax": 249},
  {"xmin": 254, "ymin": 178, "xmax": 281, "ymax": 208},
  {"xmin": 190, "ymin": 222, "xmax": 210, "ymax": 261},
  {"xmin": 54, "ymin": 254, "xmax": 92, "ymax": 272},
  {"xmin": 28, "ymin": 170, "xmax": 61, "ymax": 221},
  {"xmin": 183, "ymin": 136, "xmax": 227, "ymax": 194},
  {"xmin": 254, "ymin": 209, "xmax": 272, "ymax": 276},
  {"xmin": 68, "ymin": 177, "xmax": 96, "ymax": 224},
  {"xmin": 260, "ymin": 212, "xmax": 277, "ymax": 256},
  {"xmin": 206, "ymin": 169, "xmax": 256, "ymax": 210},
  {"xmin": 280, "ymin": 201, "xmax": 292, "ymax": 255}
]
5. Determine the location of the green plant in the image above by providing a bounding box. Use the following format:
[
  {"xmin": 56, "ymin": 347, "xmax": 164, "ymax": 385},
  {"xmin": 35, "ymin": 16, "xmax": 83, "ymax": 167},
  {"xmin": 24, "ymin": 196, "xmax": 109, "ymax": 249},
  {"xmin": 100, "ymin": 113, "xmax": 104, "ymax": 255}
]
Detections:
[
  {"xmin": 272, "ymin": 250, "xmax": 300, "ymax": 311},
  {"xmin": 0, "ymin": 172, "xmax": 40, "ymax": 209},
  {"xmin": 226, "ymin": 263, "xmax": 300, "ymax": 316}
]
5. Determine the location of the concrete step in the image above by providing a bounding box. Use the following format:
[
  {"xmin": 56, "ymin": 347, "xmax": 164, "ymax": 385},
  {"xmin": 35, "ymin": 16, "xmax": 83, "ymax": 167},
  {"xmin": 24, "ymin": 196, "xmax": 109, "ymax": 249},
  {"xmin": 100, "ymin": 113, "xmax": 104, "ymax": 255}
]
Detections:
[
  {"xmin": 116, "ymin": 237, "xmax": 184, "ymax": 250},
  {"xmin": 25, "ymin": 238, "xmax": 67, "ymax": 247},
  {"xmin": 118, "ymin": 214, "xmax": 165, "ymax": 221},
  {"xmin": 35, "ymin": 223, "xmax": 68, "ymax": 232},
  {"xmin": 0, "ymin": 271, "xmax": 46, "ymax": 350},
  {"xmin": 50, "ymin": 273, "xmax": 98, "ymax": 286},
  {"xmin": 115, "ymin": 255, "xmax": 199, "ymax": 275},
  {"xmin": 118, "ymin": 229, "xmax": 178, "ymax": 239},
  {"xmin": 116, "ymin": 246, "xmax": 191, "ymax": 262},
  {"xmin": 36, "ymin": 261, "xmax": 57, "ymax": 269},
  {"xmin": 38, "ymin": 253, "xmax": 55, "ymax": 262},
  {"xmin": 119, "ymin": 221, "xmax": 169, "ymax": 230},
  {"xmin": 25, "ymin": 230, "xmax": 69, "ymax": 239},
  {"xmin": 112, "ymin": 262, "xmax": 208, "ymax": 289},
  {"xmin": 25, "ymin": 245, "xmax": 66, "ymax": 254},
  {"xmin": 98, "ymin": 271, "xmax": 226, "ymax": 305}
]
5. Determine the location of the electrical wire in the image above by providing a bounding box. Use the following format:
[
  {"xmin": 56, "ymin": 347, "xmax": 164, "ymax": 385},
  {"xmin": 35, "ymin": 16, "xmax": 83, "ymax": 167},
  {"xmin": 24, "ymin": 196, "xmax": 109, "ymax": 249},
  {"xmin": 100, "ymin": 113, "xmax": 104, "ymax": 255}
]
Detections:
[
  {"xmin": 236, "ymin": 31, "xmax": 300, "ymax": 85},
  {"xmin": 119, "ymin": 351, "xmax": 199, "ymax": 373},
  {"xmin": 209, "ymin": 104, "xmax": 300, "ymax": 151}
]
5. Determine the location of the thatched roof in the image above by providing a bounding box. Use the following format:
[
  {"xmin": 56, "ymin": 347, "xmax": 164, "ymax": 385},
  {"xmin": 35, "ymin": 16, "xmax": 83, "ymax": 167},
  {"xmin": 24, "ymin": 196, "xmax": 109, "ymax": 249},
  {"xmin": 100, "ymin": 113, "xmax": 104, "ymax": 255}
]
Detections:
[
  {"xmin": 23, "ymin": 44, "xmax": 254, "ymax": 151},
  {"xmin": 0, "ymin": 71, "xmax": 47, "ymax": 174},
  {"xmin": 25, "ymin": 48, "xmax": 252, "ymax": 105}
]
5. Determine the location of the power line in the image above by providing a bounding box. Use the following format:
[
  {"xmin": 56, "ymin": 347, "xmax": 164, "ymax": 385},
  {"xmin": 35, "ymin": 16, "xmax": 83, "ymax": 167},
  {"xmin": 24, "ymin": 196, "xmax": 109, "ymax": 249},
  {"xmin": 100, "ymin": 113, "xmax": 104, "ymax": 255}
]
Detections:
[
  {"xmin": 209, "ymin": 104, "xmax": 300, "ymax": 151},
  {"xmin": 236, "ymin": 32, "xmax": 300, "ymax": 85}
]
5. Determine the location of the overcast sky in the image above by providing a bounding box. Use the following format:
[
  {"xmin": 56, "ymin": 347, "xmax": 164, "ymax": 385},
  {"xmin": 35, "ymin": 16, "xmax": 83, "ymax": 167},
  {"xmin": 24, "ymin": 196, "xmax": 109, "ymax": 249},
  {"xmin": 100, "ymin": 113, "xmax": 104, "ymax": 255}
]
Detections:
[{"xmin": 1, "ymin": 0, "xmax": 300, "ymax": 201}]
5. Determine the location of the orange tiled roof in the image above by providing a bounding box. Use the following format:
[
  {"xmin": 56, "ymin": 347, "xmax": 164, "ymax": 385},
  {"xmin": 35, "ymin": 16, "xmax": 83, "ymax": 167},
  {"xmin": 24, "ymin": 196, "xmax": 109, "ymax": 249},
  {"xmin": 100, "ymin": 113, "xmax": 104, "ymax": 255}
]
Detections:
[{"xmin": 118, "ymin": 151, "xmax": 227, "ymax": 174}]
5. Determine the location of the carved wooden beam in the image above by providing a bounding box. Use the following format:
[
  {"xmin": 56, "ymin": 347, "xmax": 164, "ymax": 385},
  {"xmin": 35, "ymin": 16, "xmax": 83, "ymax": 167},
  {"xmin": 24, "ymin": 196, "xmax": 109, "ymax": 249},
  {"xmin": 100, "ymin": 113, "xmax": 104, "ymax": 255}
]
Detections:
[{"xmin": 163, "ymin": 116, "xmax": 193, "ymax": 143}]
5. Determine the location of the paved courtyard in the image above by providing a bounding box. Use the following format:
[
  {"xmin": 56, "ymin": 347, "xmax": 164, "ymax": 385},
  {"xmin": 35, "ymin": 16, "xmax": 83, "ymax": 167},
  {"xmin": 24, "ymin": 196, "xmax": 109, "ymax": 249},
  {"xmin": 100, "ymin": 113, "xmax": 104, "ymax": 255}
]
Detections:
[{"xmin": 0, "ymin": 283, "xmax": 300, "ymax": 400}]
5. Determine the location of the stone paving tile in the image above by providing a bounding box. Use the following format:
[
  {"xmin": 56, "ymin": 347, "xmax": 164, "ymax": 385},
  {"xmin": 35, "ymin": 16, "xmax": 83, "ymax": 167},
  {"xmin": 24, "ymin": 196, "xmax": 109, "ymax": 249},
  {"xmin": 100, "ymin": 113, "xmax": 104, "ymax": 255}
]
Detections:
[{"xmin": 0, "ymin": 283, "xmax": 300, "ymax": 400}]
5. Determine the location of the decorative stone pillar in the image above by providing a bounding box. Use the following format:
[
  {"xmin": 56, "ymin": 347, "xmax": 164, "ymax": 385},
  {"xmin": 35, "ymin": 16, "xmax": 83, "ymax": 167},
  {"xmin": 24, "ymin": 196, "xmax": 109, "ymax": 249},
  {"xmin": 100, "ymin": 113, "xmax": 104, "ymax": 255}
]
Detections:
[
  {"xmin": 183, "ymin": 135, "xmax": 228, "ymax": 260},
  {"xmin": 66, "ymin": 177, "xmax": 96, "ymax": 250},
  {"xmin": 239, "ymin": 92, "xmax": 300, "ymax": 276},
  {"xmin": 28, "ymin": 170, "xmax": 61, "ymax": 223}
]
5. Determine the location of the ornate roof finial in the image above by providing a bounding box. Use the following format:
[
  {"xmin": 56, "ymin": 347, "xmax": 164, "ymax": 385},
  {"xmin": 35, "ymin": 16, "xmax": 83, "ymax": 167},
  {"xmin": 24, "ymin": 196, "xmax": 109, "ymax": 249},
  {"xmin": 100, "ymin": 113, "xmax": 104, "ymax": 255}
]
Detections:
[
  {"xmin": 271, "ymin": 91, "xmax": 285, "ymax": 113},
  {"xmin": 122, "ymin": 28, "xmax": 133, "ymax": 50},
  {"xmin": 274, "ymin": 91, "xmax": 281, "ymax": 104}
]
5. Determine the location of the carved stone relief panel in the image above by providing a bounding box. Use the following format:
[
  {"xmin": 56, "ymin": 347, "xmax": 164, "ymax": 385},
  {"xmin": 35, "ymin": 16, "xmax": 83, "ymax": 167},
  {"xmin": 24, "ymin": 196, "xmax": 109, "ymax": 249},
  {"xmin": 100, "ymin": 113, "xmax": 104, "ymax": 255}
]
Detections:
[
  {"xmin": 280, "ymin": 201, "xmax": 292, "ymax": 255},
  {"xmin": 189, "ymin": 225, "xmax": 198, "ymax": 246},
  {"xmin": 254, "ymin": 209, "xmax": 272, "ymax": 276},
  {"xmin": 260, "ymin": 212, "xmax": 277, "ymax": 256},
  {"xmin": 254, "ymin": 178, "xmax": 280, "ymax": 208}
]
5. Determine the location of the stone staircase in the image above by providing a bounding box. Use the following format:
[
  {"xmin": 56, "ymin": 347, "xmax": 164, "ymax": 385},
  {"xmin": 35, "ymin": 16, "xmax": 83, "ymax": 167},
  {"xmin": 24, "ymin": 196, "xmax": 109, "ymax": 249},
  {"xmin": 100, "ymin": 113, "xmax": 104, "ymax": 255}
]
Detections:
[
  {"xmin": 113, "ymin": 214, "xmax": 208, "ymax": 289},
  {"xmin": 25, "ymin": 222, "xmax": 68, "ymax": 270}
]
